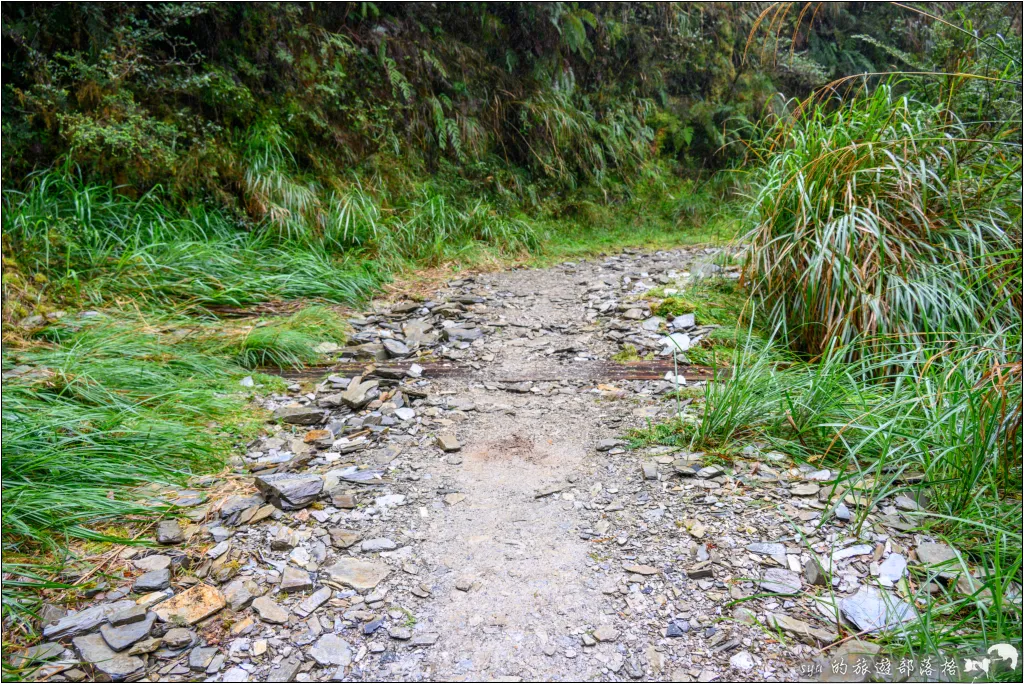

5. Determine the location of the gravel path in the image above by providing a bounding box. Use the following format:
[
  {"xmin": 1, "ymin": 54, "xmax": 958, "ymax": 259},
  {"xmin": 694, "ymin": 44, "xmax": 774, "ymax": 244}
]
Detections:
[{"xmin": 32, "ymin": 249, "xmax": 940, "ymax": 682}]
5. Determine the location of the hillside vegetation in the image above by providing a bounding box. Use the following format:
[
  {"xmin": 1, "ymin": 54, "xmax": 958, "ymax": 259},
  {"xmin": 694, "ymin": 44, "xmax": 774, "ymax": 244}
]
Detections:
[{"xmin": 1, "ymin": 1, "xmax": 1021, "ymax": 667}]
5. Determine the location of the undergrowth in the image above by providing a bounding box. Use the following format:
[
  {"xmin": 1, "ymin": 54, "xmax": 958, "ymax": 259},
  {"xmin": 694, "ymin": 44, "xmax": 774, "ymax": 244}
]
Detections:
[
  {"xmin": 635, "ymin": 71, "xmax": 1023, "ymax": 659},
  {"xmin": 0, "ymin": 165, "xmax": 740, "ymax": 638},
  {"xmin": 0, "ymin": 304, "xmax": 355, "ymax": 630}
]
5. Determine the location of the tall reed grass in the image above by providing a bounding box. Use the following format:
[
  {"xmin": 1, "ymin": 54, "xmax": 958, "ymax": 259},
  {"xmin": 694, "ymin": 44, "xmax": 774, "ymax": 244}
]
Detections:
[
  {"xmin": 744, "ymin": 84, "xmax": 1022, "ymax": 360},
  {"xmin": 674, "ymin": 78, "xmax": 1024, "ymax": 656},
  {"xmin": 1, "ymin": 173, "xmax": 383, "ymax": 310},
  {"xmin": 1, "ymin": 169, "xmax": 541, "ymax": 317}
]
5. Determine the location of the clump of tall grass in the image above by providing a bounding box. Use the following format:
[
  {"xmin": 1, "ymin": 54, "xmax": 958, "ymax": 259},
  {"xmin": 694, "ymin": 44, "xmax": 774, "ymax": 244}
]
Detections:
[
  {"xmin": 1, "ymin": 317, "xmax": 261, "ymax": 549},
  {"xmin": 1, "ymin": 305, "xmax": 344, "ymax": 626},
  {"xmin": 201, "ymin": 305, "xmax": 349, "ymax": 369},
  {"xmin": 236, "ymin": 121, "xmax": 539, "ymax": 264},
  {"xmin": 744, "ymin": 83, "xmax": 1022, "ymax": 360},
  {"xmin": 3, "ymin": 309, "xmax": 345, "ymax": 528},
  {"xmin": 648, "ymin": 74, "xmax": 1024, "ymax": 656},
  {"xmin": 1, "ymin": 173, "xmax": 384, "ymax": 312},
  {"xmin": 366, "ymin": 185, "xmax": 539, "ymax": 265},
  {"xmin": 2, "ymin": 169, "xmax": 541, "ymax": 318}
]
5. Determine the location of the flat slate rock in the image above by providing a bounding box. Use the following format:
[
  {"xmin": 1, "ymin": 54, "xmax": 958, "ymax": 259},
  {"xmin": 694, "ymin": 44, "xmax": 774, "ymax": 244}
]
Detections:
[
  {"xmin": 310, "ymin": 633, "xmax": 353, "ymax": 667},
  {"xmin": 403, "ymin": 320, "xmax": 437, "ymax": 346},
  {"xmin": 831, "ymin": 543, "xmax": 873, "ymax": 562},
  {"xmin": 335, "ymin": 467, "xmax": 386, "ymax": 485},
  {"xmin": 878, "ymin": 554, "xmax": 908, "ymax": 587},
  {"xmin": 767, "ymin": 613, "xmax": 837, "ymax": 644},
  {"xmin": 410, "ymin": 633, "xmax": 440, "ymax": 647},
  {"xmin": 443, "ymin": 327, "xmax": 484, "ymax": 342},
  {"xmin": 341, "ymin": 379, "xmax": 379, "ymax": 409},
  {"xmin": 294, "ymin": 587, "xmax": 332, "ymax": 618},
  {"xmin": 255, "ymin": 473, "xmax": 324, "ymax": 510},
  {"xmin": 43, "ymin": 600, "xmax": 136, "ymax": 640},
  {"xmin": 133, "ymin": 568, "xmax": 171, "ymax": 592},
  {"xmin": 133, "ymin": 555, "xmax": 172, "ymax": 572},
  {"xmin": 252, "ymin": 596, "xmax": 289, "ymax": 624},
  {"xmin": 839, "ymin": 586, "xmax": 917, "ymax": 633},
  {"xmin": 109, "ymin": 605, "xmax": 148, "ymax": 627},
  {"xmin": 222, "ymin": 579, "xmax": 254, "ymax": 610},
  {"xmin": 73, "ymin": 633, "xmax": 145, "ymax": 681},
  {"xmin": 280, "ymin": 566, "xmax": 313, "ymax": 593},
  {"xmin": 324, "ymin": 558, "xmax": 391, "ymax": 591},
  {"xmin": 361, "ymin": 538, "xmax": 398, "ymax": 553},
  {"xmin": 383, "ymin": 339, "xmax": 411, "ymax": 357},
  {"xmin": 916, "ymin": 542, "xmax": 961, "ymax": 578},
  {"xmin": 791, "ymin": 483, "xmax": 820, "ymax": 496},
  {"xmin": 100, "ymin": 612, "xmax": 156, "ymax": 652},
  {"xmin": 329, "ymin": 528, "xmax": 362, "ymax": 549},
  {"xmin": 435, "ymin": 434, "xmax": 461, "ymax": 452},
  {"xmin": 760, "ymin": 568, "xmax": 802, "ymax": 595},
  {"xmin": 156, "ymin": 520, "xmax": 184, "ymax": 544},
  {"xmin": 746, "ymin": 542, "xmax": 786, "ymax": 557},
  {"xmin": 9, "ymin": 641, "xmax": 74, "ymax": 673},
  {"xmin": 153, "ymin": 584, "xmax": 226, "ymax": 625},
  {"xmin": 534, "ymin": 483, "xmax": 568, "ymax": 498},
  {"xmin": 273, "ymin": 405, "xmax": 324, "ymax": 425},
  {"xmin": 267, "ymin": 655, "xmax": 302, "ymax": 682},
  {"xmin": 189, "ymin": 645, "xmax": 219, "ymax": 671}
]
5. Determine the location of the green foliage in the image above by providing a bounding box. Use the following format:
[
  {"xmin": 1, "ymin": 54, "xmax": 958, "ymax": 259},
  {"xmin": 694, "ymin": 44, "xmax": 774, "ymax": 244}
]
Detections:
[
  {"xmin": 1, "ymin": 173, "xmax": 385, "ymax": 311},
  {"xmin": 681, "ymin": 332, "xmax": 1022, "ymax": 654},
  {"xmin": 653, "ymin": 278, "xmax": 750, "ymax": 327},
  {"xmin": 654, "ymin": 297, "xmax": 696, "ymax": 317},
  {"xmin": 0, "ymin": 312, "xmax": 296, "ymax": 634},
  {"xmin": 611, "ymin": 344, "xmax": 642, "ymax": 364},
  {"xmin": 5, "ymin": 1, "xmax": 956, "ymax": 196},
  {"xmin": 206, "ymin": 306, "xmax": 349, "ymax": 369},
  {"xmin": 1, "ymin": 316, "xmax": 257, "ymax": 549},
  {"xmin": 745, "ymin": 83, "xmax": 1022, "ymax": 360},
  {"xmin": 634, "ymin": 5, "xmax": 1023, "ymax": 655}
]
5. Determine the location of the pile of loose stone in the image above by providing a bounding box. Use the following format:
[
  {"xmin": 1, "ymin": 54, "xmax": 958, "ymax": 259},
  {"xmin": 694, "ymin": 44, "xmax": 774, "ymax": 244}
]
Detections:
[
  {"xmin": 19, "ymin": 280, "xmax": 506, "ymax": 683},
  {"xmin": 576, "ymin": 249, "xmax": 738, "ymax": 360},
  {"xmin": 13, "ymin": 249, "xmax": 1010, "ymax": 683},
  {"xmin": 553, "ymin": 440, "xmax": 978, "ymax": 681}
]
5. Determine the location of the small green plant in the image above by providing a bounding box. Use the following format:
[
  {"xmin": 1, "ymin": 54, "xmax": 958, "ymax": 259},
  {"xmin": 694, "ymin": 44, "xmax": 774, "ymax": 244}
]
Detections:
[
  {"xmin": 654, "ymin": 297, "xmax": 696, "ymax": 318},
  {"xmin": 611, "ymin": 344, "xmax": 642, "ymax": 363}
]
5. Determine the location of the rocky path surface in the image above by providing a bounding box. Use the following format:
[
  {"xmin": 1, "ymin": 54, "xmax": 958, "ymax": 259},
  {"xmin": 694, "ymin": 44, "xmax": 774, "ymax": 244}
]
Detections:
[{"xmin": 29, "ymin": 249, "xmax": 950, "ymax": 682}]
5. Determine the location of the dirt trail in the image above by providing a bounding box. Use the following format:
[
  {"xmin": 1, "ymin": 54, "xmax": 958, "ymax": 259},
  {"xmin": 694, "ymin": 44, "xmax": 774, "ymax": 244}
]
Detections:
[
  {"xmin": 402, "ymin": 267, "xmax": 606, "ymax": 680},
  {"xmin": 42, "ymin": 249, "xmax": 916, "ymax": 683}
]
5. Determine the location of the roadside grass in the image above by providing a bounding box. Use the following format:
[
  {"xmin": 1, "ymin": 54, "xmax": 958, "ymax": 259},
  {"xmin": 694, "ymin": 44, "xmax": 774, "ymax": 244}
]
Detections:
[
  {"xmin": 528, "ymin": 175, "xmax": 745, "ymax": 266},
  {"xmin": 0, "ymin": 167, "xmax": 734, "ymax": 636},
  {"xmin": 533, "ymin": 210, "xmax": 739, "ymax": 264},
  {"xmin": 632, "ymin": 330, "xmax": 1022, "ymax": 657},
  {"xmin": 650, "ymin": 278, "xmax": 748, "ymax": 326},
  {"xmin": 745, "ymin": 84, "xmax": 1021, "ymax": 362},
  {"xmin": 721, "ymin": 334, "xmax": 1018, "ymax": 655},
  {"xmin": 198, "ymin": 305, "xmax": 349, "ymax": 369},
  {"xmin": 0, "ymin": 308, "xmax": 332, "ymax": 628},
  {"xmin": 1, "ymin": 314, "xmax": 288, "ymax": 549},
  {"xmin": 632, "ymin": 81, "xmax": 1023, "ymax": 658},
  {"xmin": 644, "ymin": 277, "xmax": 779, "ymax": 368},
  {"xmin": 0, "ymin": 174, "xmax": 386, "ymax": 317}
]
